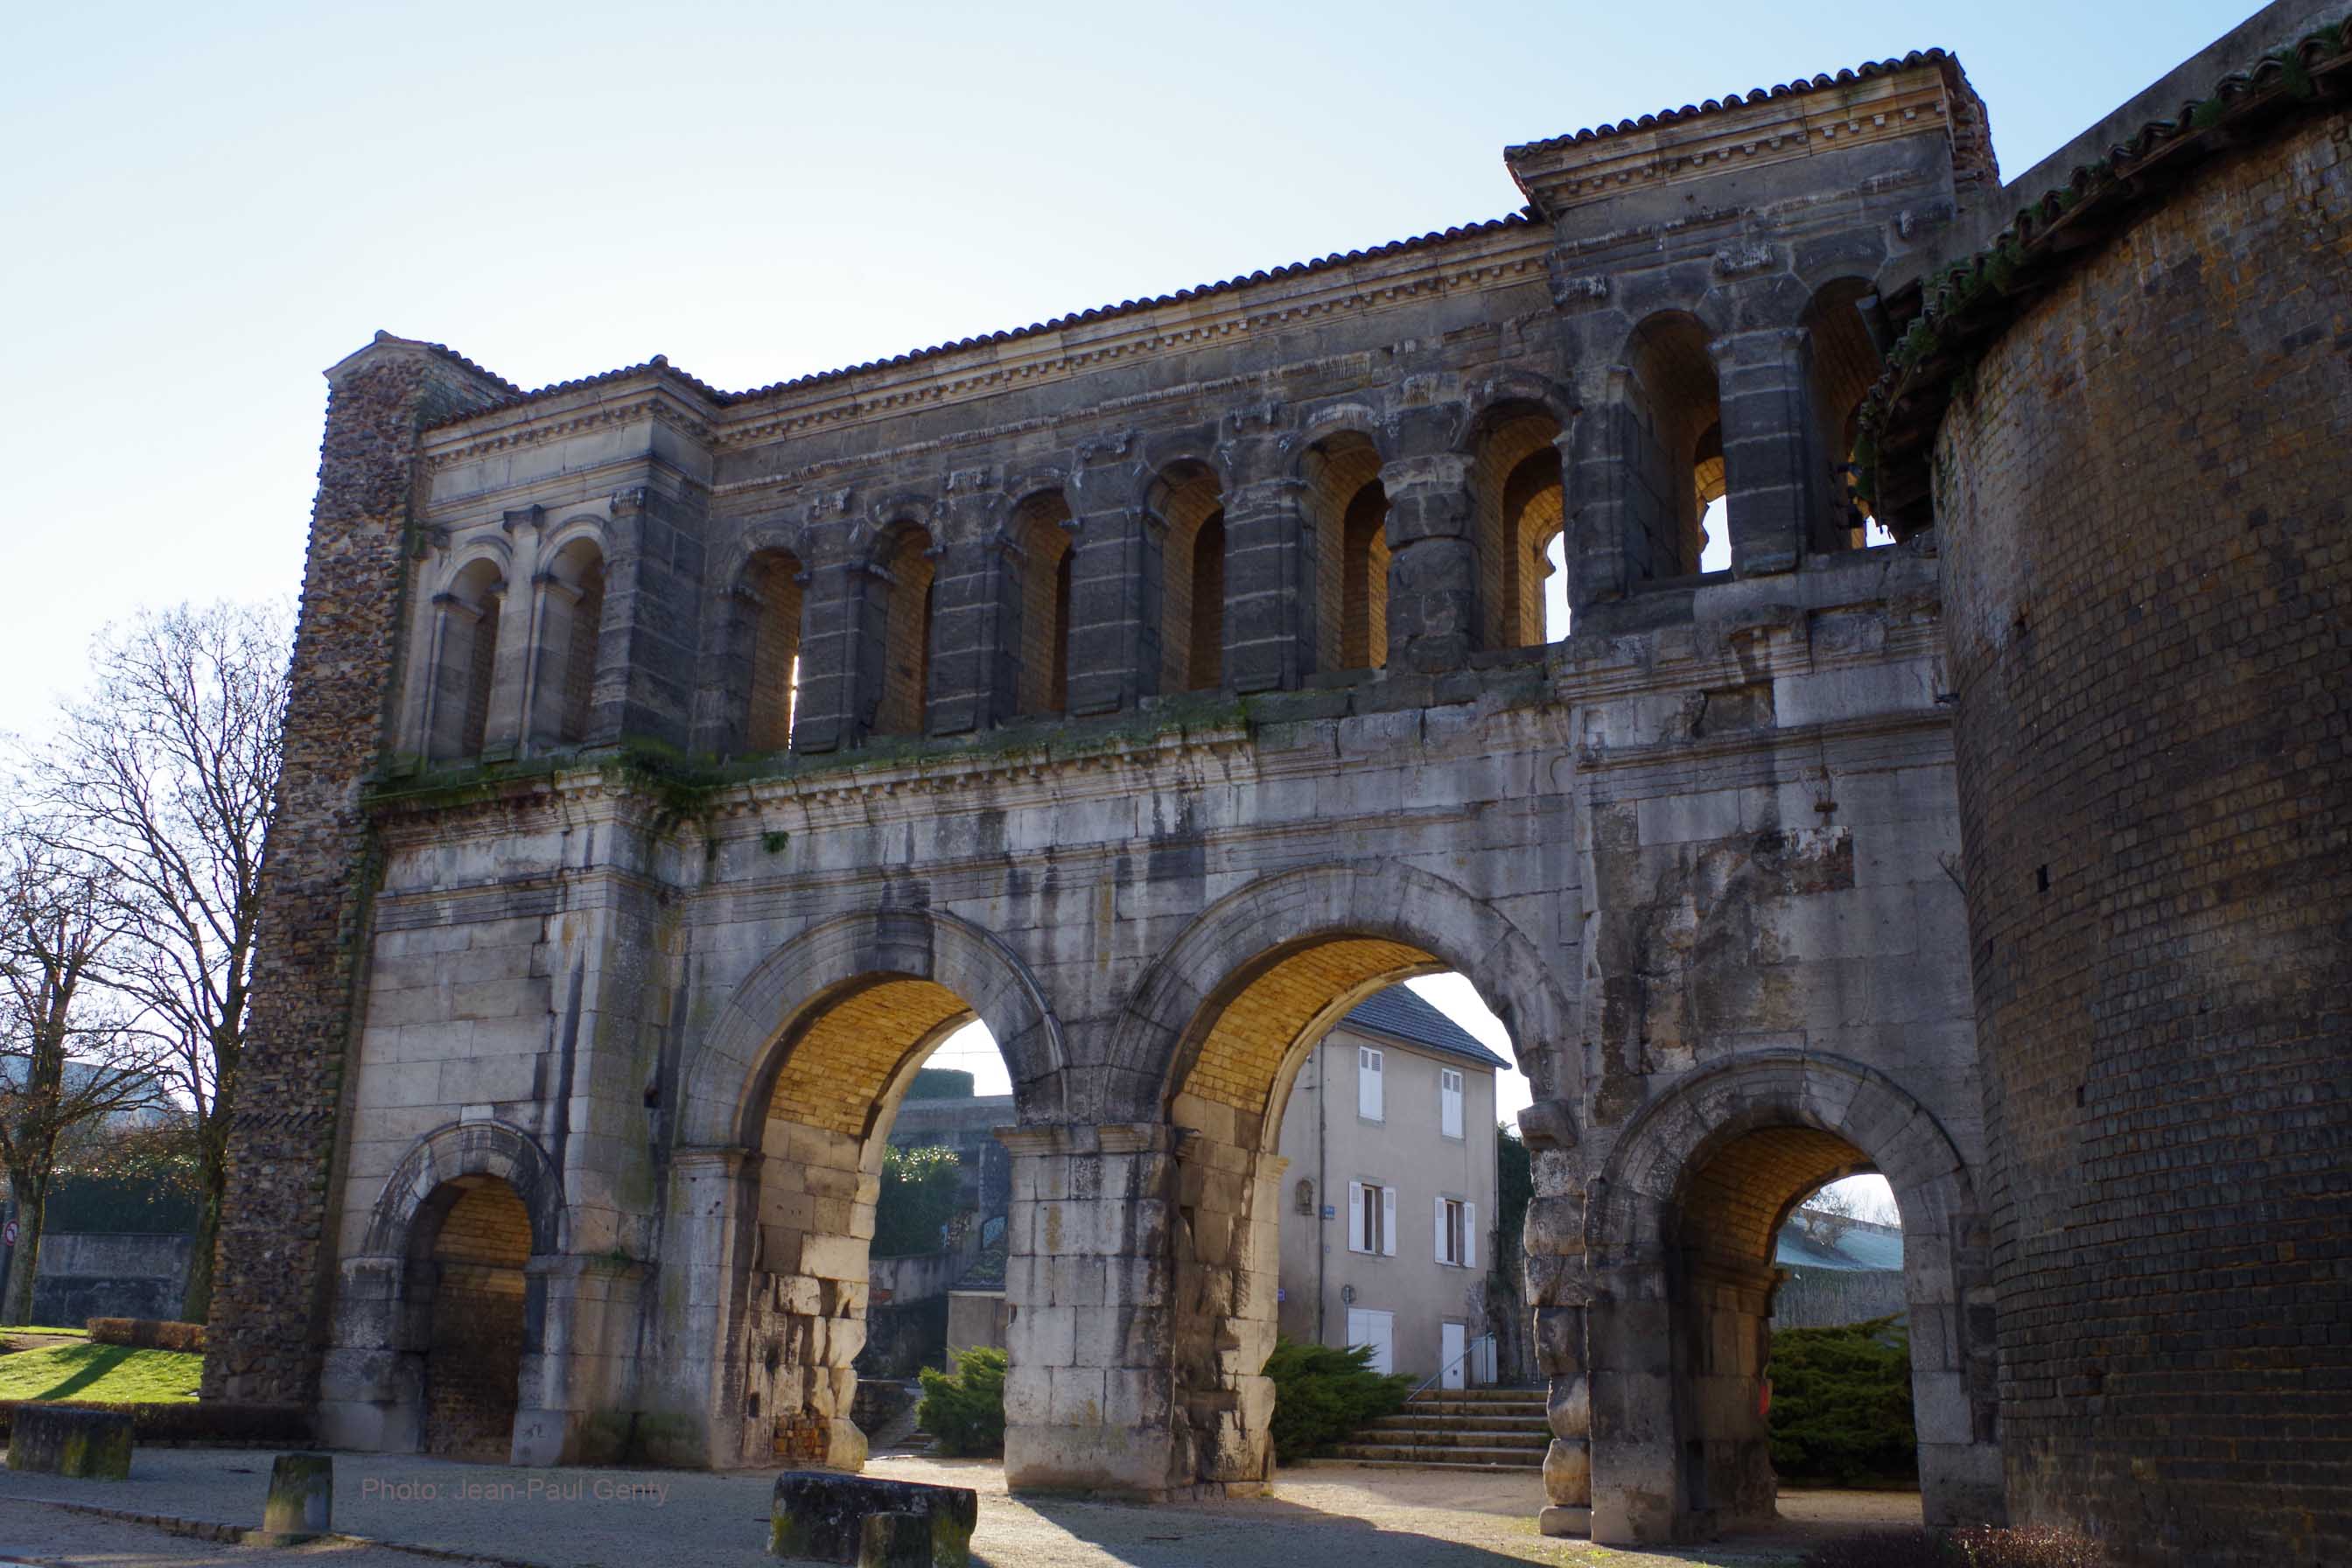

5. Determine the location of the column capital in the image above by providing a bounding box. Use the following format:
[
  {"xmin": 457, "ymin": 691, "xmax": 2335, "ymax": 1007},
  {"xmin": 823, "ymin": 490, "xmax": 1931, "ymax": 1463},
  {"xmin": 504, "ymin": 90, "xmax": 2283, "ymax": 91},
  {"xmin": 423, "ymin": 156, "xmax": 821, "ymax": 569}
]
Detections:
[{"xmin": 998, "ymin": 1121, "xmax": 1177, "ymax": 1157}]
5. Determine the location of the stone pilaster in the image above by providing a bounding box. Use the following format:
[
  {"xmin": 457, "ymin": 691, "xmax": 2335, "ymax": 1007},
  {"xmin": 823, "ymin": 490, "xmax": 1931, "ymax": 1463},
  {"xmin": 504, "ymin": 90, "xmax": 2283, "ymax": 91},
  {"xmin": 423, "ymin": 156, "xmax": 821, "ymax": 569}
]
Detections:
[
  {"xmin": 204, "ymin": 332, "xmax": 514, "ymax": 1408},
  {"xmin": 597, "ymin": 484, "xmax": 706, "ymax": 749},
  {"xmin": 1062, "ymin": 439, "xmax": 1157, "ymax": 715},
  {"xmin": 1380, "ymin": 405, "xmax": 1478, "ymax": 672},
  {"xmin": 927, "ymin": 474, "xmax": 1016, "ymax": 734},
  {"xmin": 1217, "ymin": 410, "xmax": 1311, "ymax": 693},
  {"xmin": 1712, "ymin": 328, "xmax": 1813, "ymax": 578},
  {"xmin": 999, "ymin": 1123, "xmax": 1182, "ymax": 1500}
]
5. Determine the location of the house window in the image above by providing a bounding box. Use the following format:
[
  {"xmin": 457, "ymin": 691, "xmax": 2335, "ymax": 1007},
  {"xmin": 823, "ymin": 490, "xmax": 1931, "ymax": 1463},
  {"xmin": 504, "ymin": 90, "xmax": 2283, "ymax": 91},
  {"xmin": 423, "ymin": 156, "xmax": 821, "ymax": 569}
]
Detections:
[
  {"xmin": 1440, "ymin": 1068, "xmax": 1464, "ymax": 1139},
  {"xmin": 1436, "ymin": 1196, "xmax": 1478, "ymax": 1269},
  {"xmin": 1348, "ymin": 1180, "xmax": 1396, "ymax": 1256},
  {"xmin": 1358, "ymin": 1046, "xmax": 1383, "ymax": 1121}
]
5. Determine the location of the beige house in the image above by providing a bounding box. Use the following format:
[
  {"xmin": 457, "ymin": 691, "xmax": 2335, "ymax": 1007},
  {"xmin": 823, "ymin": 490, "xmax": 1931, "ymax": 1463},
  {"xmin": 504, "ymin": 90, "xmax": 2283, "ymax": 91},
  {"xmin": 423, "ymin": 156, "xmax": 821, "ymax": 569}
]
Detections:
[{"xmin": 1276, "ymin": 987, "xmax": 1504, "ymax": 1385}]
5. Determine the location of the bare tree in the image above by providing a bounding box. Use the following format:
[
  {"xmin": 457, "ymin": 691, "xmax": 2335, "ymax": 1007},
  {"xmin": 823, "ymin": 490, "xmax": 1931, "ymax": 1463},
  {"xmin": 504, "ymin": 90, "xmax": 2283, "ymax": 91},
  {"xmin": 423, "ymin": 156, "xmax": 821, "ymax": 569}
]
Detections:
[
  {"xmin": 1796, "ymin": 1183, "xmax": 1865, "ymax": 1251},
  {"xmin": 32, "ymin": 602, "xmax": 290, "ymax": 1323},
  {"xmin": 0, "ymin": 828, "xmax": 159, "ymax": 1324}
]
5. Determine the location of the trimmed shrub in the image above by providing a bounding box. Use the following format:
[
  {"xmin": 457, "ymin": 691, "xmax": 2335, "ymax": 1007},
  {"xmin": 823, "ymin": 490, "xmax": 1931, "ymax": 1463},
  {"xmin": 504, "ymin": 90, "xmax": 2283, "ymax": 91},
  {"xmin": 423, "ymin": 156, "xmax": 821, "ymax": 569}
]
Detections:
[
  {"xmin": 1264, "ymin": 1337, "xmax": 1410, "ymax": 1463},
  {"xmin": 1768, "ymin": 1315, "xmax": 1916, "ymax": 1486},
  {"xmin": 1802, "ymin": 1528, "xmax": 2112, "ymax": 1567},
  {"xmin": 0, "ymin": 1400, "xmax": 312, "ymax": 1446},
  {"xmin": 915, "ymin": 1346, "xmax": 1005, "ymax": 1458},
  {"xmin": 85, "ymin": 1320, "xmax": 205, "ymax": 1353}
]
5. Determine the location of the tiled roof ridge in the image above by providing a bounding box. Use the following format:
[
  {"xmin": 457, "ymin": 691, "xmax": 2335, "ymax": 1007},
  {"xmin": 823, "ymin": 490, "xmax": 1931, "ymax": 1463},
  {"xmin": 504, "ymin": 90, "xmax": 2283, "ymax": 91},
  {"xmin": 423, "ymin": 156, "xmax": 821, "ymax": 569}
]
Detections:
[
  {"xmin": 1503, "ymin": 47, "xmax": 1962, "ymax": 157},
  {"xmin": 417, "ymin": 211, "xmax": 1538, "ymax": 433},
  {"xmin": 1858, "ymin": 12, "xmax": 2352, "ymax": 524},
  {"xmin": 1340, "ymin": 986, "xmax": 1508, "ymax": 1068}
]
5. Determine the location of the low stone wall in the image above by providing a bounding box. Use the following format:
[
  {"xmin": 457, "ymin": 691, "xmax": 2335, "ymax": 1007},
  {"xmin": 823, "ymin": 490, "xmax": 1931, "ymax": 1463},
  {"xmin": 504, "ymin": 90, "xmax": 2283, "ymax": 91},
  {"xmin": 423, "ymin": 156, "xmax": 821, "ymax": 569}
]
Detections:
[
  {"xmin": 1772, "ymin": 1267, "xmax": 1907, "ymax": 1330},
  {"xmin": 28, "ymin": 1233, "xmax": 192, "ymax": 1326}
]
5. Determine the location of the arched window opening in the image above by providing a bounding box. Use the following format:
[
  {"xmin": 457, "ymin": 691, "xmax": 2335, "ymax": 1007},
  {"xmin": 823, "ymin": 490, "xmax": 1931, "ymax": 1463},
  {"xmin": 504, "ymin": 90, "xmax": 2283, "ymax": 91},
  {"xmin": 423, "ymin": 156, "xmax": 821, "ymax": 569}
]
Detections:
[
  {"xmin": 1305, "ymin": 433, "xmax": 1389, "ymax": 673},
  {"xmin": 745, "ymin": 549, "xmax": 805, "ymax": 753},
  {"xmin": 1624, "ymin": 313, "xmax": 1722, "ymax": 582},
  {"xmin": 1543, "ymin": 534, "xmax": 1572, "ymax": 640},
  {"xmin": 874, "ymin": 524, "xmax": 935, "ymax": 738},
  {"xmin": 1473, "ymin": 407, "xmax": 1565, "ymax": 648},
  {"xmin": 419, "ymin": 1177, "xmax": 532, "ymax": 1460},
  {"xmin": 1801, "ymin": 281, "xmax": 1889, "ymax": 555},
  {"xmin": 428, "ymin": 557, "xmax": 505, "ymax": 763},
  {"xmin": 1152, "ymin": 462, "xmax": 1225, "ymax": 693},
  {"xmin": 541, "ymin": 537, "xmax": 605, "ymax": 746},
  {"xmin": 1012, "ymin": 492, "xmax": 1074, "ymax": 717}
]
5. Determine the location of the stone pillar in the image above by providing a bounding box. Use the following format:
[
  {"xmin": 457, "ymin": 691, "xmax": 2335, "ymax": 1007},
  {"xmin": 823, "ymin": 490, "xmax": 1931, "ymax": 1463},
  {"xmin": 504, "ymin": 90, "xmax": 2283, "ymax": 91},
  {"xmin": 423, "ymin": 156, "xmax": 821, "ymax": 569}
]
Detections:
[
  {"xmin": 789, "ymin": 561, "xmax": 881, "ymax": 753},
  {"xmin": 1062, "ymin": 440, "xmax": 1157, "ymax": 715},
  {"xmin": 205, "ymin": 333, "xmax": 512, "ymax": 1410},
  {"xmin": 1380, "ymin": 406, "xmax": 1477, "ymax": 672},
  {"xmin": 650, "ymin": 1145, "xmax": 757, "ymax": 1467},
  {"xmin": 1585, "ymin": 1256, "xmax": 1678, "ymax": 1546},
  {"xmin": 596, "ymin": 484, "xmax": 706, "ymax": 750},
  {"xmin": 316, "ymin": 1254, "xmax": 423, "ymax": 1453},
  {"xmin": 927, "ymin": 478, "xmax": 1017, "ymax": 734},
  {"xmin": 999, "ymin": 1123, "xmax": 1181, "ymax": 1500},
  {"xmin": 509, "ymin": 1253, "xmax": 649, "ymax": 1466},
  {"xmin": 1170, "ymin": 1134, "xmax": 1284, "ymax": 1492},
  {"xmin": 1712, "ymin": 328, "xmax": 1813, "ymax": 578},
  {"xmin": 1216, "ymin": 410, "xmax": 1311, "ymax": 693}
]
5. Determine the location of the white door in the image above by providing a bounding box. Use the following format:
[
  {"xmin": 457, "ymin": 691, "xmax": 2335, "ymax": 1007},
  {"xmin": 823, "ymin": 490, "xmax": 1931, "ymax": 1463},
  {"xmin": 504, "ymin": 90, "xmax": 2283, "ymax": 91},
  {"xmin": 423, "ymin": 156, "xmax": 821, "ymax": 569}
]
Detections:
[
  {"xmin": 1346, "ymin": 1307, "xmax": 1395, "ymax": 1376},
  {"xmin": 1441, "ymin": 1321, "xmax": 1466, "ymax": 1390}
]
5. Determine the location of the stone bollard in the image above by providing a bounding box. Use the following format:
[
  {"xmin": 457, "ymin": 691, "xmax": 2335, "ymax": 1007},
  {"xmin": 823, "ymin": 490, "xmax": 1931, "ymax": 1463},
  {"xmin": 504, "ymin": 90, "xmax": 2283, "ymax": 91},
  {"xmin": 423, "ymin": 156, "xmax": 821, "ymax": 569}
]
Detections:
[
  {"xmin": 255, "ymin": 1452, "xmax": 333, "ymax": 1544},
  {"xmin": 858, "ymin": 1510, "xmax": 930, "ymax": 1568},
  {"xmin": 6, "ymin": 1405, "xmax": 133, "ymax": 1479}
]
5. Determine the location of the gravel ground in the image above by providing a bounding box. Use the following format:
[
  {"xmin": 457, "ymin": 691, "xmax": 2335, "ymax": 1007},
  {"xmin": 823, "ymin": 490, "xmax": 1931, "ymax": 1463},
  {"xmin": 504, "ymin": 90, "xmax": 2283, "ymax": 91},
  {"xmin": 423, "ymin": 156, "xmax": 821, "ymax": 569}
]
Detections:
[{"xmin": 0, "ymin": 1448, "xmax": 1921, "ymax": 1568}]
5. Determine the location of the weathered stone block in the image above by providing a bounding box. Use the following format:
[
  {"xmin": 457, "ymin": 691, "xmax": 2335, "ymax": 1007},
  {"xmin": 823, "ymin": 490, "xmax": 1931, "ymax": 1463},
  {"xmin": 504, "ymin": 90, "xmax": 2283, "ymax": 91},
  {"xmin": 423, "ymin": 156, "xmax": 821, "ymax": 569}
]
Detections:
[
  {"xmin": 769, "ymin": 1471, "xmax": 975, "ymax": 1565},
  {"xmin": 7, "ymin": 1405, "xmax": 132, "ymax": 1479},
  {"xmin": 256, "ymin": 1452, "xmax": 333, "ymax": 1544}
]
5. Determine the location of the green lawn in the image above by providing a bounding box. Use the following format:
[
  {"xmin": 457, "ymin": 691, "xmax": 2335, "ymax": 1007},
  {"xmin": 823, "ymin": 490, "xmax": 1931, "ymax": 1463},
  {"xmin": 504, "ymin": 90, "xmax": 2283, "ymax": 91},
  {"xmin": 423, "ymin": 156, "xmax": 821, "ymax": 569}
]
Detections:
[{"xmin": 0, "ymin": 1342, "xmax": 200, "ymax": 1403}]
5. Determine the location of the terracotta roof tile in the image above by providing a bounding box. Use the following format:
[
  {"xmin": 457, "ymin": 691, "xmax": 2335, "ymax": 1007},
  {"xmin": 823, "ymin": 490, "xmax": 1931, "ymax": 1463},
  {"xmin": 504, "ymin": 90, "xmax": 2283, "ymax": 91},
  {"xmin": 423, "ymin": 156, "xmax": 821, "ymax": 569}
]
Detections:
[
  {"xmin": 422, "ymin": 213, "xmax": 1538, "ymax": 432},
  {"xmin": 1503, "ymin": 49, "xmax": 1959, "ymax": 157}
]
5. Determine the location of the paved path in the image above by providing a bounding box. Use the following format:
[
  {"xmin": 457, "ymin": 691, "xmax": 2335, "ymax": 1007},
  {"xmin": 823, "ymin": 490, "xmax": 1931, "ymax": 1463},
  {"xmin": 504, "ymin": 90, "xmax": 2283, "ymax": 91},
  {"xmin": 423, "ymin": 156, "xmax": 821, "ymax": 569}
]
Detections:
[{"xmin": 0, "ymin": 1447, "xmax": 1921, "ymax": 1568}]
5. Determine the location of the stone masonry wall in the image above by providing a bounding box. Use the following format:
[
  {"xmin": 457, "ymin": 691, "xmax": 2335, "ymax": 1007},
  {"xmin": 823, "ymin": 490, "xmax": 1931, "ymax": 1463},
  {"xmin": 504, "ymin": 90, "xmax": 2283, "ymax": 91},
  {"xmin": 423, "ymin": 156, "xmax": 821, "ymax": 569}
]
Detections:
[
  {"xmin": 1933, "ymin": 111, "xmax": 2352, "ymax": 1568},
  {"xmin": 204, "ymin": 337, "xmax": 511, "ymax": 1404}
]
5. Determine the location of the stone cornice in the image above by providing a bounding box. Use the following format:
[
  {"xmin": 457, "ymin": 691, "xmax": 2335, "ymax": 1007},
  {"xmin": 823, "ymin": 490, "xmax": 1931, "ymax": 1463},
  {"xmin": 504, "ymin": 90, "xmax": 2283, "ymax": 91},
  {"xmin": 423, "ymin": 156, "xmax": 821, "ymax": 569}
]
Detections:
[{"xmin": 419, "ymin": 382, "xmax": 717, "ymax": 473}]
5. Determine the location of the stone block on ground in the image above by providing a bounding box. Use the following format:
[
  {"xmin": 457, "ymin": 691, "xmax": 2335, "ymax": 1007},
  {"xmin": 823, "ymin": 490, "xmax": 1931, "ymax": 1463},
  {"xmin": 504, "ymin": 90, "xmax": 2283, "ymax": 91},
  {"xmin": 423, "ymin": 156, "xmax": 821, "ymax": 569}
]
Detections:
[
  {"xmin": 1539, "ymin": 1504, "xmax": 1592, "ymax": 1537},
  {"xmin": 257, "ymin": 1452, "xmax": 333, "ymax": 1544},
  {"xmin": 770, "ymin": 1470, "xmax": 976, "ymax": 1565},
  {"xmin": 6, "ymin": 1405, "xmax": 132, "ymax": 1479}
]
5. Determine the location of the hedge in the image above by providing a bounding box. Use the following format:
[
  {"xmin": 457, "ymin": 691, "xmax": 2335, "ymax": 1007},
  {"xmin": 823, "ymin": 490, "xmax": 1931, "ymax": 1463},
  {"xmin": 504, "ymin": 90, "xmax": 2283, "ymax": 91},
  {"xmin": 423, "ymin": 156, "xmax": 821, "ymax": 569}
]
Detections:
[
  {"xmin": 86, "ymin": 1320, "xmax": 206, "ymax": 1353},
  {"xmin": 0, "ymin": 1400, "xmax": 312, "ymax": 1446},
  {"xmin": 915, "ymin": 1346, "xmax": 1006, "ymax": 1457}
]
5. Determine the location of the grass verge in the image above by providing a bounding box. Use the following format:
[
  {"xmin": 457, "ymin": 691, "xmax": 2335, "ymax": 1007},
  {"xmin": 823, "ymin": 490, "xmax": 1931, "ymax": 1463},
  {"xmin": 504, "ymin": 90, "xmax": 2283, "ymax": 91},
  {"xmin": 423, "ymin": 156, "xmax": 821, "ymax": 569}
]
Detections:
[{"xmin": 0, "ymin": 1343, "xmax": 200, "ymax": 1403}]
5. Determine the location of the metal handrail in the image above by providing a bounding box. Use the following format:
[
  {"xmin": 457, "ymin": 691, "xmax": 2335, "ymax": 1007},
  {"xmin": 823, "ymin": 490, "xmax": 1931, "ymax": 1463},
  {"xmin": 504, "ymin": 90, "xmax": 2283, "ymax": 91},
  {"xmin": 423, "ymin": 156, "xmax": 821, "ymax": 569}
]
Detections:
[{"xmin": 1407, "ymin": 1332, "xmax": 1497, "ymax": 1401}]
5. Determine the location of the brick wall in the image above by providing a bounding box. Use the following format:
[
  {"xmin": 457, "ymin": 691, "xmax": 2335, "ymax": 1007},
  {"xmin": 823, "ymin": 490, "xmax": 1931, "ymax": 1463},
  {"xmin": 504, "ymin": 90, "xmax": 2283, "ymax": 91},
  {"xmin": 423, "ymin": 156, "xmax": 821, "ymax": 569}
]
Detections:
[
  {"xmin": 874, "ymin": 527, "xmax": 934, "ymax": 738},
  {"xmin": 423, "ymin": 1180, "xmax": 531, "ymax": 1460},
  {"xmin": 1934, "ymin": 111, "xmax": 2352, "ymax": 1567},
  {"xmin": 203, "ymin": 338, "xmax": 508, "ymax": 1407}
]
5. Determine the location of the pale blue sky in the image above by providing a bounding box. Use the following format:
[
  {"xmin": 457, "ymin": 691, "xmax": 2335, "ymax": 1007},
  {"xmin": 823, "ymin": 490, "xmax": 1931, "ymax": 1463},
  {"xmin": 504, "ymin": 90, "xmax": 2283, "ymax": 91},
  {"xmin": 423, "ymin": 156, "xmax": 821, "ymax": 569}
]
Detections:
[{"xmin": 5, "ymin": 1, "xmax": 2249, "ymax": 1222}]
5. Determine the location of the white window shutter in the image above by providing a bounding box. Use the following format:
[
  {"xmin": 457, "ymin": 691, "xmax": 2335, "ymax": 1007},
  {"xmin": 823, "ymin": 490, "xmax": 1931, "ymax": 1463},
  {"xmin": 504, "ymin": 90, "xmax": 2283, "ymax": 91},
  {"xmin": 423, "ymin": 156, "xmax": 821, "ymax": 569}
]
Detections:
[
  {"xmin": 1382, "ymin": 1184, "xmax": 1397, "ymax": 1256},
  {"xmin": 1434, "ymin": 1195, "xmax": 1448, "ymax": 1264},
  {"xmin": 1464, "ymin": 1201, "xmax": 1477, "ymax": 1270},
  {"xmin": 1441, "ymin": 1069, "xmax": 1463, "ymax": 1138},
  {"xmin": 1348, "ymin": 1181, "xmax": 1366, "ymax": 1255},
  {"xmin": 1359, "ymin": 1048, "xmax": 1382, "ymax": 1120}
]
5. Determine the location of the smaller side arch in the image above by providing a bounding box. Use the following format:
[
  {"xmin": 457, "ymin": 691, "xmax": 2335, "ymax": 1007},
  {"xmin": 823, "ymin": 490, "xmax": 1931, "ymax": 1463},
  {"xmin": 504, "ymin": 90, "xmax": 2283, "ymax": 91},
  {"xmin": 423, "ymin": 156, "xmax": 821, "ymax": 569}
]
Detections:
[{"xmin": 360, "ymin": 1119, "xmax": 566, "ymax": 1262}]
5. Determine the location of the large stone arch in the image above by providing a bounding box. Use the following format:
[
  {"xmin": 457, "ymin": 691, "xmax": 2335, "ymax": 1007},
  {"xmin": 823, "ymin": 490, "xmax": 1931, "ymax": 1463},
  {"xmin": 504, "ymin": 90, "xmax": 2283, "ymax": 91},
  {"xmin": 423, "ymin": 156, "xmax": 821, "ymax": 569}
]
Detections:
[
  {"xmin": 1116, "ymin": 859, "xmax": 1576, "ymax": 1116},
  {"xmin": 319, "ymin": 1120, "xmax": 566, "ymax": 1464},
  {"xmin": 681, "ymin": 905, "xmax": 1067, "ymax": 1149},
  {"xmin": 1096, "ymin": 861, "xmax": 1576, "ymax": 1491},
  {"xmin": 663, "ymin": 905, "xmax": 1065, "ymax": 1470},
  {"xmin": 1577, "ymin": 1050, "xmax": 2000, "ymax": 1545}
]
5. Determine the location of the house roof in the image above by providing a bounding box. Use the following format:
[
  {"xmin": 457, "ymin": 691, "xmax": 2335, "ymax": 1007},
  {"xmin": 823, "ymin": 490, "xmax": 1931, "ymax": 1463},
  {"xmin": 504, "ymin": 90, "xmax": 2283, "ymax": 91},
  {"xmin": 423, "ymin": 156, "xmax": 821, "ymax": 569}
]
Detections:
[
  {"xmin": 1774, "ymin": 1216, "xmax": 1906, "ymax": 1272},
  {"xmin": 1336, "ymin": 986, "xmax": 1510, "ymax": 1070}
]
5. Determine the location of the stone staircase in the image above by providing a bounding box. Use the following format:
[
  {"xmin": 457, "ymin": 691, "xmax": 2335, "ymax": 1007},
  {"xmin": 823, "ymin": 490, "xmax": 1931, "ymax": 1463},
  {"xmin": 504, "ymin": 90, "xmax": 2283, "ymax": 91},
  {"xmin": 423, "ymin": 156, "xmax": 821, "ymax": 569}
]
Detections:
[{"xmin": 1328, "ymin": 1386, "xmax": 1550, "ymax": 1470}]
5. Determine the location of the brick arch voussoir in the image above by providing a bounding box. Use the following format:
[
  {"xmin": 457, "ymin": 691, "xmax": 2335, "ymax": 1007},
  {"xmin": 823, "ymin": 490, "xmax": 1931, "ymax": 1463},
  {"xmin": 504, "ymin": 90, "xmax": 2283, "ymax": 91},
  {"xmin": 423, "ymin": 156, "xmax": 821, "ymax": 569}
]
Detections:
[
  {"xmin": 682, "ymin": 906, "xmax": 1065, "ymax": 1150},
  {"xmin": 360, "ymin": 1119, "xmax": 565, "ymax": 1262},
  {"xmin": 1112, "ymin": 861, "xmax": 1575, "ymax": 1123}
]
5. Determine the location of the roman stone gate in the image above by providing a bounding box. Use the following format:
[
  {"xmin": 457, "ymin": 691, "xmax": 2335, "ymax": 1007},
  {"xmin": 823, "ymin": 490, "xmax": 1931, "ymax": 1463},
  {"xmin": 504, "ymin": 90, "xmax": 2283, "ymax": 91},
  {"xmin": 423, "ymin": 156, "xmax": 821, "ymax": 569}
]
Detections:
[{"xmin": 210, "ymin": 51, "xmax": 2007, "ymax": 1546}]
